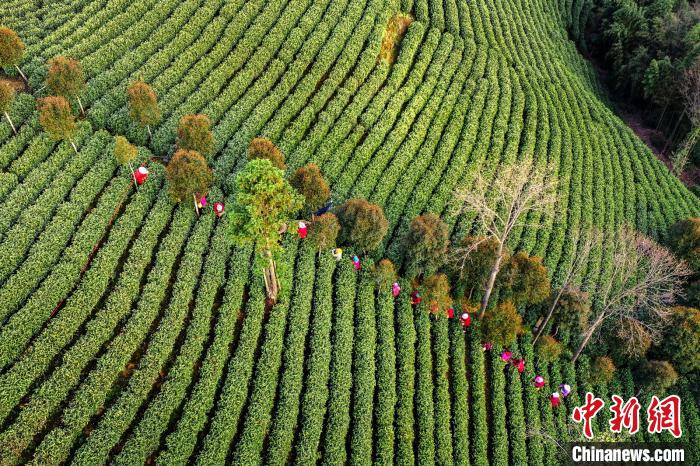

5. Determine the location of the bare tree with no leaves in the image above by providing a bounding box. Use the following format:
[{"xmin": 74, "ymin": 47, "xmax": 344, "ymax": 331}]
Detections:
[
  {"xmin": 452, "ymin": 162, "xmax": 557, "ymax": 320},
  {"xmin": 572, "ymin": 227, "xmax": 690, "ymax": 363},
  {"xmin": 533, "ymin": 228, "xmax": 598, "ymax": 344}
]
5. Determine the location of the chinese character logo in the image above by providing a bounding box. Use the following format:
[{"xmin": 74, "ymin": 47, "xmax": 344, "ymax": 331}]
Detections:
[
  {"xmin": 609, "ymin": 395, "xmax": 641, "ymax": 435},
  {"xmin": 572, "ymin": 392, "xmax": 605, "ymax": 439},
  {"xmin": 647, "ymin": 395, "xmax": 682, "ymax": 438}
]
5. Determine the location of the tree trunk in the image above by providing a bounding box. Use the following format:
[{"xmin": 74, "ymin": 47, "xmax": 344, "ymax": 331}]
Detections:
[
  {"xmin": 533, "ymin": 286, "xmax": 566, "ymax": 344},
  {"xmin": 14, "ymin": 65, "xmax": 27, "ymax": 84},
  {"xmin": 478, "ymin": 241, "xmax": 504, "ymax": 320},
  {"xmin": 4, "ymin": 112, "xmax": 16, "ymax": 134},
  {"xmin": 70, "ymin": 139, "xmax": 79, "ymax": 154},
  {"xmin": 572, "ymin": 315, "xmax": 604, "ymax": 363},
  {"xmin": 147, "ymin": 124, "xmax": 153, "ymax": 140},
  {"xmin": 193, "ymin": 193, "xmax": 200, "ymax": 216},
  {"xmin": 655, "ymin": 103, "xmax": 668, "ymax": 132},
  {"xmin": 663, "ymin": 109, "xmax": 686, "ymax": 155},
  {"xmin": 264, "ymin": 252, "xmax": 279, "ymax": 302},
  {"xmin": 128, "ymin": 161, "xmax": 139, "ymax": 192},
  {"xmin": 77, "ymin": 96, "xmax": 85, "ymax": 116}
]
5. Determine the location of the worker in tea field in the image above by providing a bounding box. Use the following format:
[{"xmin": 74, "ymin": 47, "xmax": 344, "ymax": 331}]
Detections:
[
  {"xmin": 482, "ymin": 342, "xmax": 493, "ymax": 351},
  {"xmin": 460, "ymin": 311, "xmax": 471, "ymax": 330},
  {"xmin": 134, "ymin": 165, "xmax": 149, "ymax": 185},
  {"xmin": 392, "ymin": 282, "xmax": 401, "ymax": 298},
  {"xmin": 297, "ymin": 221, "xmax": 308, "ymax": 239},
  {"xmin": 559, "ymin": 383, "xmax": 571, "ymax": 397},
  {"xmin": 550, "ymin": 392, "xmax": 561, "ymax": 407},
  {"xmin": 512, "ymin": 358, "xmax": 525, "ymax": 373},
  {"xmin": 534, "ymin": 375, "xmax": 545, "ymax": 389},
  {"xmin": 352, "ymin": 255, "xmax": 361, "ymax": 271},
  {"xmin": 214, "ymin": 201, "xmax": 225, "ymax": 217},
  {"xmin": 332, "ymin": 248, "xmax": 343, "ymax": 261},
  {"xmin": 196, "ymin": 194, "xmax": 207, "ymax": 210},
  {"xmin": 410, "ymin": 291, "xmax": 422, "ymax": 305},
  {"xmin": 500, "ymin": 350, "xmax": 512, "ymax": 362},
  {"xmin": 447, "ymin": 306, "xmax": 454, "ymax": 319}
]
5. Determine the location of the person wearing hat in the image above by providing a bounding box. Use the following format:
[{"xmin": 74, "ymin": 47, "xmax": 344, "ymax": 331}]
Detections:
[
  {"xmin": 392, "ymin": 282, "xmax": 401, "ymax": 298},
  {"xmin": 298, "ymin": 221, "xmax": 308, "ymax": 239},
  {"xmin": 134, "ymin": 165, "xmax": 149, "ymax": 185},
  {"xmin": 332, "ymin": 248, "xmax": 343, "ymax": 261},
  {"xmin": 534, "ymin": 375, "xmax": 546, "ymax": 389},
  {"xmin": 214, "ymin": 202, "xmax": 225, "ymax": 218}
]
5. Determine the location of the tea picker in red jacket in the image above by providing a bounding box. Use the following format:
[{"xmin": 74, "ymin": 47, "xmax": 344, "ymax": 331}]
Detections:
[
  {"xmin": 134, "ymin": 165, "xmax": 149, "ymax": 185},
  {"xmin": 298, "ymin": 221, "xmax": 308, "ymax": 239},
  {"xmin": 214, "ymin": 202, "xmax": 225, "ymax": 218}
]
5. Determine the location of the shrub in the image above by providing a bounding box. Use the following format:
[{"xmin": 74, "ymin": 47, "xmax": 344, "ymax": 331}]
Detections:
[
  {"xmin": 589, "ymin": 356, "xmax": 616, "ymax": 386},
  {"xmin": 372, "ymin": 259, "xmax": 397, "ymax": 292},
  {"xmin": 308, "ymin": 213, "xmax": 339, "ymax": 253},
  {"xmin": 499, "ymin": 252, "xmax": 551, "ymax": 306},
  {"xmin": 165, "ymin": 149, "xmax": 212, "ymax": 204},
  {"xmin": 636, "ymin": 360, "xmax": 678, "ymax": 393},
  {"xmin": 336, "ymin": 198, "xmax": 388, "ymax": 252},
  {"xmin": 611, "ymin": 318, "xmax": 651, "ymax": 363},
  {"xmin": 535, "ymin": 335, "xmax": 562, "ymax": 363},
  {"xmin": 403, "ymin": 213, "xmax": 449, "ymax": 277},
  {"xmin": 421, "ymin": 274, "xmax": 452, "ymax": 316},
  {"xmin": 482, "ymin": 300, "xmax": 523, "ymax": 348},
  {"xmin": 657, "ymin": 306, "xmax": 700, "ymax": 374},
  {"xmin": 248, "ymin": 136, "xmax": 285, "ymax": 169},
  {"xmin": 177, "ymin": 114, "xmax": 214, "ymax": 157},
  {"xmin": 289, "ymin": 163, "xmax": 330, "ymax": 215}
]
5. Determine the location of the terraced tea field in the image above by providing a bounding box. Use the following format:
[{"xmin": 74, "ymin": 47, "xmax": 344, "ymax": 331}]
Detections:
[{"xmin": 0, "ymin": 0, "xmax": 698, "ymax": 464}]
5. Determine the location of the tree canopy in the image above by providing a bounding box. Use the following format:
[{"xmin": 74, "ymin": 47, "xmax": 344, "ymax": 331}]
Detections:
[
  {"xmin": 403, "ymin": 213, "xmax": 449, "ymax": 277},
  {"xmin": 422, "ymin": 273, "xmax": 453, "ymax": 316},
  {"xmin": 177, "ymin": 114, "xmax": 214, "ymax": 157},
  {"xmin": 289, "ymin": 163, "xmax": 330, "ymax": 215},
  {"xmin": 0, "ymin": 27, "xmax": 24, "ymax": 69},
  {"xmin": 46, "ymin": 56, "xmax": 85, "ymax": 101},
  {"xmin": 227, "ymin": 159, "xmax": 302, "ymax": 301},
  {"xmin": 165, "ymin": 149, "xmax": 213, "ymax": 203},
  {"xmin": 127, "ymin": 80, "xmax": 160, "ymax": 128},
  {"xmin": 499, "ymin": 252, "xmax": 551, "ymax": 306},
  {"xmin": 373, "ymin": 259, "xmax": 397, "ymax": 292},
  {"xmin": 308, "ymin": 212, "xmax": 339, "ymax": 253},
  {"xmin": 247, "ymin": 136, "xmax": 286, "ymax": 169},
  {"xmin": 38, "ymin": 96, "xmax": 77, "ymax": 148},
  {"xmin": 336, "ymin": 198, "xmax": 388, "ymax": 252},
  {"xmin": 482, "ymin": 300, "xmax": 523, "ymax": 348},
  {"xmin": 114, "ymin": 135, "xmax": 137, "ymax": 166}
]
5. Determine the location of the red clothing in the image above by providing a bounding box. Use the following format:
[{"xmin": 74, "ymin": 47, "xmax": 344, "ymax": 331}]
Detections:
[
  {"xmin": 447, "ymin": 307, "xmax": 454, "ymax": 319},
  {"xmin": 550, "ymin": 393, "xmax": 561, "ymax": 407},
  {"xmin": 500, "ymin": 351, "xmax": 513, "ymax": 362},
  {"xmin": 214, "ymin": 202, "xmax": 225, "ymax": 217},
  {"xmin": 482, "ymin": 342, "xmax": 493, "ymax": 351},
  {"xmin": 513, "ymin": 358, "xmax": 525, "ymax": 373},
  {"xmin": 392, "ymin": 283, "xmax": 401, "ymax": 298},
  {"xmin": 298, "ymin": 222, "xmax": 308, "ymax": 239},
  {"xmin": 410, "ymin": 292, "xmax": 422, "ymax": 306},
  {"xmin": 460, "ymin": 312, "xmax": 471, "ymax": 327},
  {"xmin": 134, "ymin": 166, "xmax": 149, "ymax": 185},
  {"xmin": 534, "ymin": 376, "xmax": 545, "ymax": 389}
]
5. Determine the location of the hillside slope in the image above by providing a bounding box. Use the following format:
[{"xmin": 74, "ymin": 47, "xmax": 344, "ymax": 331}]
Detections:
[{"xmin": 0, "ymin": 0, "xmax": 698, "ymax": 464}]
